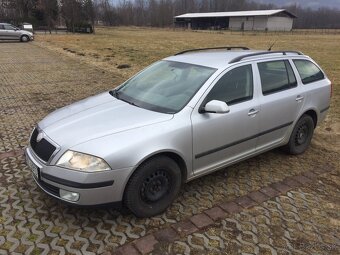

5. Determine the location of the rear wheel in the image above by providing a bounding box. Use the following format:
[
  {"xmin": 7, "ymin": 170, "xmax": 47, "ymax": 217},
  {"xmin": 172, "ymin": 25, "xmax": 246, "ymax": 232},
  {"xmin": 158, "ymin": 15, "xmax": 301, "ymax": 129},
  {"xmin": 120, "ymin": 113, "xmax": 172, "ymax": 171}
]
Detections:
[
  {"xmin": 21, "ymin": 35, "xmax": 29, "ymax": 42},
  {"xmin": 285, "ymin": 114, "xmax": 314, "ymax": 155},
  {"xmin": 124, "ymin": 156, "xmax": 182, "ymax": 218}
]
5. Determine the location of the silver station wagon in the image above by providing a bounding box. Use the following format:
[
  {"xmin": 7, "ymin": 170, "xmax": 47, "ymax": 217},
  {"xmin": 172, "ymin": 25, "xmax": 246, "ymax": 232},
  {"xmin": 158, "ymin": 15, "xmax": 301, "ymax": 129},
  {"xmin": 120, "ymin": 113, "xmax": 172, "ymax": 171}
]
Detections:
[
  {"xmin": 25, "ymin": 47, "xmax": 331, "ymax": 217},
  {"xmin": 0, "ymin": 23, "xmax": 34, "ymax": 42}
]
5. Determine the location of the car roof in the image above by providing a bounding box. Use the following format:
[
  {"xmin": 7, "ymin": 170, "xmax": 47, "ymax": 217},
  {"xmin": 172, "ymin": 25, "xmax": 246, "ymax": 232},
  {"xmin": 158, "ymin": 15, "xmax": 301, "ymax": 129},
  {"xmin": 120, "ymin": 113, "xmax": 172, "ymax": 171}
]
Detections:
[{"xmin": 164, "ymin": 50, "xmax": 305, "ymax": 69}]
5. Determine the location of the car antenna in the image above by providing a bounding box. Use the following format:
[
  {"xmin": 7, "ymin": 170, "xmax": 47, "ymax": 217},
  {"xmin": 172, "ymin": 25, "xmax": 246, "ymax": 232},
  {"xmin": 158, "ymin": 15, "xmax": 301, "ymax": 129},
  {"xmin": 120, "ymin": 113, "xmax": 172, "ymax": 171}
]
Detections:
[{"xmin": 268, "ymin": 40, "xmax": 277, "ymax": 51}]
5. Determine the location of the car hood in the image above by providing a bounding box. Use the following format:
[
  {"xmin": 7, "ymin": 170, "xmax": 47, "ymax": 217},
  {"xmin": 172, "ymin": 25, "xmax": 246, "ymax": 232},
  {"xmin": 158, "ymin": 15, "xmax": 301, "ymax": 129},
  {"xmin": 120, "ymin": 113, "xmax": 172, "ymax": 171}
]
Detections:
[{"xmin": 39, "ymin": 92, "xmax": 173, "ymax": 147}]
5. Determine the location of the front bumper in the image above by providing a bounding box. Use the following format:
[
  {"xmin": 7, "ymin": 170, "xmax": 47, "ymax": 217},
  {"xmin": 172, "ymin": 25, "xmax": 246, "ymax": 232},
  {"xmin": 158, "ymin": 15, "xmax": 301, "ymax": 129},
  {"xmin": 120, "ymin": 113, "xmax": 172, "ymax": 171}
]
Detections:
[{"xmin": 25, "ymin": 147, "xmax": 133, "ymax": 205}]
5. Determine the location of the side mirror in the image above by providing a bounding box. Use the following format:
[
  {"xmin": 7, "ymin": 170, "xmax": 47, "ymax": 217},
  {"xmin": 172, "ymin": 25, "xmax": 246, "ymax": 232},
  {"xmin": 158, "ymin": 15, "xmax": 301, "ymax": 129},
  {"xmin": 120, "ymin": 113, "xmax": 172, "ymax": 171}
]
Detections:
[{"xmin": 201, "ymin": 100, "xmax": 230, "ymax": 114}]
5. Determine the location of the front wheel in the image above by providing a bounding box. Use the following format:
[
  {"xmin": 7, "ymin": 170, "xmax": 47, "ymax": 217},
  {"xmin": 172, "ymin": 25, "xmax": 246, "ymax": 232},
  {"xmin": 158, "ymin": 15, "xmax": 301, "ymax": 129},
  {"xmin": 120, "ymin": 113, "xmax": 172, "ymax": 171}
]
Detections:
[
  {"xmin": 124, "ymin": 156, "xmax": 182, "ymax": 218},
  {"xmin": 21, "ymin": 35, "xmax": 29, "ymax": 42},
  {"xmin": 285, "ymin": 114, "xmax": 315, "ymax": 155}
]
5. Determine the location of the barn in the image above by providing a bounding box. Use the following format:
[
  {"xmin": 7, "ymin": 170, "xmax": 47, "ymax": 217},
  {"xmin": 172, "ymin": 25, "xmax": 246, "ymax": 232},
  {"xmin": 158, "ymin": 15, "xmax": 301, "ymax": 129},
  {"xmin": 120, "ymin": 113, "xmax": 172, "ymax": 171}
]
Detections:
[{"xmin": 174, "ymin": 9, "xmax": 297, "ymax": 31}]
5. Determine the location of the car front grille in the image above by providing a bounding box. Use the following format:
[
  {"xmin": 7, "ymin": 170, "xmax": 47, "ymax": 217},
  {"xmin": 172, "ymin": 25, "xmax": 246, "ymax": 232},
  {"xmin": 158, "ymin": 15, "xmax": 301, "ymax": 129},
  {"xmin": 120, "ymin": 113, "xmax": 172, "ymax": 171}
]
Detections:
[{"xmin": 30, "ymin": 128, "xmax": 56, "ymax": 162}]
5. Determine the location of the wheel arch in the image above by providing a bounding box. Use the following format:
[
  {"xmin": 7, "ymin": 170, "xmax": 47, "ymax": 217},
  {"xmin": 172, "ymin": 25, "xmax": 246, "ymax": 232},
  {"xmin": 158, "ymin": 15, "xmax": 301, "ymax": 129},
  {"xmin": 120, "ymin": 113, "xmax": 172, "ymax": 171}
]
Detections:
[
  {"xmin": 121, "ymin": 150, "xmax": 189, "ymax": 210},
  {"xmin": 135, "ymin": 150, "xmax": 188, "ymax": 184},
  {"xmin": 302, "ymin": 109, "xmax": 318, "ymax": 128},
  {"xmin": 123, "ymin": 150, "xmax": 189, "ymax": 196}
]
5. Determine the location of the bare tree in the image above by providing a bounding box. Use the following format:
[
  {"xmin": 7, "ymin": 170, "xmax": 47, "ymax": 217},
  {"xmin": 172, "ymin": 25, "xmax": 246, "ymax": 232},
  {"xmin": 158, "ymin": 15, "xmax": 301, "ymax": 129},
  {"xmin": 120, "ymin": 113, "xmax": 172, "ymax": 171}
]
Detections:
[
  {"xmin": 61, "ymin": 0, "xmax": 81, "ymax": 32},
  {"xmin": 40, "ymin": 0, "xmax": 59, "ymax": 33},
  {"xmin": 2, "ymin": 0, "xmax": 339, "ymax": 30},
  {"xmin": 95, "ymin": 0, "xmax": 117, "ymax": 25},
  {"xmin": 83, "ymin": 0, "xmax": 96, "ymax": 33}
]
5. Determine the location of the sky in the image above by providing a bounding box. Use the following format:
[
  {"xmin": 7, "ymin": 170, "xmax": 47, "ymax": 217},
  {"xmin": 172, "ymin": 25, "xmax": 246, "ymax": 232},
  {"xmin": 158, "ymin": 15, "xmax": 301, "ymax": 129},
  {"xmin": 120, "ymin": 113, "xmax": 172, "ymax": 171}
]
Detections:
[
  {"xmin": 110, "ymin": 0, "xmax": 340, "ymax": 10},
  {"xmin": 256, "ymin": 0, "xmax": 340, "ymax": 10},
  {"xmin": 111, "ymin": 0, "xmax": 340, "ymax": 10}
]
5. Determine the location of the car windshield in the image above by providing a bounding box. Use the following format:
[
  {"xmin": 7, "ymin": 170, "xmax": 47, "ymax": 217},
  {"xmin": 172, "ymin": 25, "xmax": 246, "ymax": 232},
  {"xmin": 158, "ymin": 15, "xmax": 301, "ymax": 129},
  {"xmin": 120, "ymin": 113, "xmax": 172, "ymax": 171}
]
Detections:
[{"xmin": 115, "ymin": 60, "xmax": 216, "ymax": 113}]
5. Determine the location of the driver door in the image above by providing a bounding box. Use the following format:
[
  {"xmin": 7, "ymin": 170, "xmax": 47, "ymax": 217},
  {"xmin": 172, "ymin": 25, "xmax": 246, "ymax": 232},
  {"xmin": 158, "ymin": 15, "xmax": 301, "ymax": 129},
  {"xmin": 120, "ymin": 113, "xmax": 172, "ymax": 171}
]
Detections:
[
  {"xmin": 191, "ymin": 63, "xmax": 260, "ymax": 175},
  {"xmin": 3, "ymin": 24, "xmax": 19, "ymax": 40}
]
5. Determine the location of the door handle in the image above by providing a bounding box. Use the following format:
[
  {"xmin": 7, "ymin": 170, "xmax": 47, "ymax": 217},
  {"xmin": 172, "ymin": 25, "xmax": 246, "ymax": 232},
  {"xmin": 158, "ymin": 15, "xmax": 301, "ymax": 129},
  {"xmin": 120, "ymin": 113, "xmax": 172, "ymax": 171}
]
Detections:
[
  {"xmin": 296, "ymin": 95, "xmax": 304, "ymax": 101},
  {"xmin": 248, "ymin": 109, "xmax": 259, "ymax": 116}
]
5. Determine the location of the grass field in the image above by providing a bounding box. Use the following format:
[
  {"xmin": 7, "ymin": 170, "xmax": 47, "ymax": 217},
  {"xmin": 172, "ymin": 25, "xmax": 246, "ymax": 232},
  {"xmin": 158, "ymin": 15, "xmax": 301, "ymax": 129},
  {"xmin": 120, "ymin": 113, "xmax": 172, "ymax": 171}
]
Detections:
[{"xmin": 36, "ymin": 27, "xmax": 340, "ymax": 151}]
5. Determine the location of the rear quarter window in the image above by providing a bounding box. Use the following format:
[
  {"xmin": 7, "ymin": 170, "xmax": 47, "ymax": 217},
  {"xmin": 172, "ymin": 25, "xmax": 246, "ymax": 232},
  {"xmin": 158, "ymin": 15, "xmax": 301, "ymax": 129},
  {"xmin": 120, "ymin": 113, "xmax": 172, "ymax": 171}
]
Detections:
[{"xmin": 293, "ymin": 60, "xmax": 325, "ymax": 84}]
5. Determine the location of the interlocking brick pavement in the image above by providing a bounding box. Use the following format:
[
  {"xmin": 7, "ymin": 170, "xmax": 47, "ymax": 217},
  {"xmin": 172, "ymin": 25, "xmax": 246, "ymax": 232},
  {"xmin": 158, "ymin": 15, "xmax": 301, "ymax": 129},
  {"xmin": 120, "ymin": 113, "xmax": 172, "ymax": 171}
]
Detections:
[
  {"xmin": 0, "ymin": 42, "xmax": 339, "ymax": 255},
  {"xmin": 114, "ymin": 166, "xmax": 339, "ymax": 255}
]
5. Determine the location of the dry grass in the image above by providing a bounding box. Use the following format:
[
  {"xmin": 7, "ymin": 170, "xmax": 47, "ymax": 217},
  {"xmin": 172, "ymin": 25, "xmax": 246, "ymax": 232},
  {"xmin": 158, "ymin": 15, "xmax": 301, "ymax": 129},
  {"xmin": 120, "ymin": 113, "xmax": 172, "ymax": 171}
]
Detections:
[{"xmin": 35, "ymin": 26, "xmax": 340, "ymax": 151}]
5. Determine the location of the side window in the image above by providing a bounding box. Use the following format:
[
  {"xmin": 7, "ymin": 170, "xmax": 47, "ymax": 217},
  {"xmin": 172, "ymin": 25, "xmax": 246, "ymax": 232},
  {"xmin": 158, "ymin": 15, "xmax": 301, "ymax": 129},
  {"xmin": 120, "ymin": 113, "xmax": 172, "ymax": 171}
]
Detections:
[
  {"xmin": 258, "ymin": 60, "xmax": 297, "ymax": 95},
  {"xmin": 293, "ymin": 59, "xmax": 324, "ymax": 84},
  {"xmin": 4, "ymin": 25, "xmax": 15, "ymax": 30},
  {"xmin": 0, "ymin": 25, "xmax": 4, "ymax": 30},
  {"xmin": 205, "ymin": 64, "xmax": 253, "ymax": 105}
]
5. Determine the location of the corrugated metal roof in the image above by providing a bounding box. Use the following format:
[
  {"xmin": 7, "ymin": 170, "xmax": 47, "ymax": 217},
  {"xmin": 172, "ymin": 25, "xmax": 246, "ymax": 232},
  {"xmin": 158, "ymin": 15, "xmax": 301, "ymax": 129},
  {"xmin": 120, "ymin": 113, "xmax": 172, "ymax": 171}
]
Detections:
[{"xmin": 175, "ymin": 9, "xmax": 296, "ymax": 19}]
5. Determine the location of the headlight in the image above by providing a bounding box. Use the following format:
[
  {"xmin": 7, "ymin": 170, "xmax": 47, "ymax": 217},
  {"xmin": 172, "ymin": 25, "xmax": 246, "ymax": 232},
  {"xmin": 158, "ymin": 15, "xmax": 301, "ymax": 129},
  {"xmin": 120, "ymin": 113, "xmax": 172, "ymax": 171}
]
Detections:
[{"xmin": 56, "ymin": 150, "xmax": 111, "ymax": 172}]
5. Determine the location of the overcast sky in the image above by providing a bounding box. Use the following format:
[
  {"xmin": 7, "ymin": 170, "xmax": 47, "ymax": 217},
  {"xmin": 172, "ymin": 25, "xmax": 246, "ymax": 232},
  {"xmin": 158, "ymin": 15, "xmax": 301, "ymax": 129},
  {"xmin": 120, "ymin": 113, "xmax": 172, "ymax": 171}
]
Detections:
[
  {"xmin": 110, "ymin": 0, "xmax": 340, "ymax": 10},
  {"xmin": 252, "ymin": 0, "xmax": 339, "ymax": 9}
]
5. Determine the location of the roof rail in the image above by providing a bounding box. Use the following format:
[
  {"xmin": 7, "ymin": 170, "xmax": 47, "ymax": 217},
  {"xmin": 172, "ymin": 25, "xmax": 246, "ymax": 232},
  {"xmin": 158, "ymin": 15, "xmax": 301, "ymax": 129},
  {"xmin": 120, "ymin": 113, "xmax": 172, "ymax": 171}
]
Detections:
[
  {"xmin": 229, "ymin": 50, "xmax": 303, "ymax": 64},
  {"xmin": 175, "ymin": 46, "xmax": 250, "ymax": 55}
]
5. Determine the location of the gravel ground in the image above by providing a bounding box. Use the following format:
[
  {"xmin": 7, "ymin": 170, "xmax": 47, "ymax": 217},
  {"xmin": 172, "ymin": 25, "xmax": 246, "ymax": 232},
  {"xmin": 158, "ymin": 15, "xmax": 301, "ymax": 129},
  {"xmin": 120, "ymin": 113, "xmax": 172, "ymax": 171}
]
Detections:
[{"xmin": 0, "ymin": 42, "xmax": 339, "ymax": 255}]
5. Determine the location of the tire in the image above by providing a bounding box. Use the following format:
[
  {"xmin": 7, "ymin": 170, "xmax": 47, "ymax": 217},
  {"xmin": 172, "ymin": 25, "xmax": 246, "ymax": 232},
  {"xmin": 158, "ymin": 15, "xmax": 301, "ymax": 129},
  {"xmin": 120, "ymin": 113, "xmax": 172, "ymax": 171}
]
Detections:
[
  {"xmin": 21, "ymin": 35, "xmax": 29, "ymax": 42},
  {"xmin": 285, "ymin": 114, "xmax": 314, "ymax": 155},
  {"xmin": 124, "ymin": 156, "xmax": 182, "ymax": 218}
]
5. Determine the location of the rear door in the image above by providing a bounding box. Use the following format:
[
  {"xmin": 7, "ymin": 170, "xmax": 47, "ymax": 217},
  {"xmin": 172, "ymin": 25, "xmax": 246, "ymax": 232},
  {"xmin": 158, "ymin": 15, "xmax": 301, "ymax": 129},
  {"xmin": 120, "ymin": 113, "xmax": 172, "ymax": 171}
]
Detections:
[
  {"xmin": 191, "ymin": 63, "xmax": 260, "ymax": 175},
  {"xmin": 255, "ymin": 59, "xmax": 306, "ymax": 150}
]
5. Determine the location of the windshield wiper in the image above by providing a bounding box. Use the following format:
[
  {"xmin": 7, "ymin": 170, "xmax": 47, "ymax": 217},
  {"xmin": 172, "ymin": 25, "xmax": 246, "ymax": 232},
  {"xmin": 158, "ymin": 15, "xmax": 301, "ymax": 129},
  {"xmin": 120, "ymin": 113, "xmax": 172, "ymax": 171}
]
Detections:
[
  {"xmin": 110, "ymin": 90, "xmax": 140, "ymax": 108},
  {"xmin": 109, "ymin": 89, "xmax": 120, "ymax": 99},
  {"xmin": 120, "ymin": 97, "xmax": 140, "ymax": 107}
]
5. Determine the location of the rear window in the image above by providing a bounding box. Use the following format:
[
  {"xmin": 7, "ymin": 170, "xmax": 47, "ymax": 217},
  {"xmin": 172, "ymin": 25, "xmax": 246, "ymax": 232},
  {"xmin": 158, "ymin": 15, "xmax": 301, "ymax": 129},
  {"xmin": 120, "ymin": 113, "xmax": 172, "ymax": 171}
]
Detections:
[
  {"xmin": 258, "ymin": 60, "xmax": 297, "ymax": 95},
  {"xmin": 293, "ymin": 60, "xmax": 324, "ymax": 84}
]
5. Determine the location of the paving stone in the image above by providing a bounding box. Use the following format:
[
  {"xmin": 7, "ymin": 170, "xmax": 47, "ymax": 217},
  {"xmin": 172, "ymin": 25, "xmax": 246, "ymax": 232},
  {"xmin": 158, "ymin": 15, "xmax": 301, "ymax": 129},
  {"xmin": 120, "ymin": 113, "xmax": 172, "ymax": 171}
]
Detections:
[
  {"xmin": 302, "ymin": 171, "xmax": 318, "ymax": 180},
  {"xmin": 152, "ymin": 172, "xmax": 340, "ymax": 255},
  {"xmin": 190, "ymin": 213, "xmax": 214, "ymax": 229},
  {"xmin": 292, "ymin": 175, "xmax": 312, "ymax": 185},
  {"xmin": 260, "ymin": 186, "xmax": 280, "ymax": 198},
  {"xmin": 219, "ymin": 201, "xmax": 243, "ymax": 214},
  {"xmin": 313, "ymin": 164, "xmax": 334, "ymax": 174},
  {"xmin": 248, "ymin": 190, "xmax": 269, "ymax": 204},
  {"xmin": 172, "ymin": 221, "xmax": 199, "ymax": 236},
  {"xmin": 234, "ymin": 195, "xmax": 257, "ymax": 208},
  {"xmin": 270, "ymin": 182, "xmax": 291, "ymax": 194},
  {"xmin": 204, "ymin": 207, "xmax": 227, "ymax": 220},
  {"xmin": 0, "ymin": 149, "xmax": 23, "ymax": 160},
  {"xmin": 113, "ymin": 244, "xmax": 140, "ymax": 255},
  {"xmin": 283, "ymin": 177, "xmax": 301, "ymax": 188},
  {"xmin": 133, "ymin": 235, "xmax": 158, "ymax": 254},
  {"xmin": 154, "ymin": 228, "xmax": 179, "ymax": 242}
]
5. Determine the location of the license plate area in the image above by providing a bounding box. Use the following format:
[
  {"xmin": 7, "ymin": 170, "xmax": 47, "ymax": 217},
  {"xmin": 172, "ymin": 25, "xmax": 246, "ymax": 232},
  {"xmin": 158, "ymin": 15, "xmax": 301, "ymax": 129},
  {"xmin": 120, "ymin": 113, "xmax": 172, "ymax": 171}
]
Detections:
[{"xmin": 26, "ymin": 154, "xmax": 40, "ymax": 179}]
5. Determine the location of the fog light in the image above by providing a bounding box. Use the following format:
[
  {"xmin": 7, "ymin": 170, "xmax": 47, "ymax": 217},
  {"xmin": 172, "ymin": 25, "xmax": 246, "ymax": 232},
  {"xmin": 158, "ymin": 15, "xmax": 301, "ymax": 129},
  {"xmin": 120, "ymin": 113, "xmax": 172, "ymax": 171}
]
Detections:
[{"xmin": 60, "ymin": 189, "xmax": 80, "ymax": 202}]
